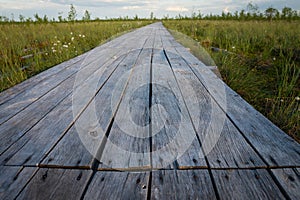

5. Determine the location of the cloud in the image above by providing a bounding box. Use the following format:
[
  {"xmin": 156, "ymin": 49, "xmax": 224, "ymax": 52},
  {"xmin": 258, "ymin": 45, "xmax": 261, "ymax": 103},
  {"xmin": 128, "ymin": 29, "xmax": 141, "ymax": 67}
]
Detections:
[
  {"xmin": 166, "ymin": 6, "xmax": 188, "ymax": 12},
  {"xmin": 122, "ymin": 6, "xmax": 140, "ymax": 10}
]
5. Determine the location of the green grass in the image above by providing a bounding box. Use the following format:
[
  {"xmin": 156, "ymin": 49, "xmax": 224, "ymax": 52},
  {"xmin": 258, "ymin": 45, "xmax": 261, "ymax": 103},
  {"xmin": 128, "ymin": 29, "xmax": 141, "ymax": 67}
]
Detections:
[
  {"xmin": 0, "ymin": 20, "xmax": 152, "ymax": 92},
  {"xmin": 163, "ymin": 20, "xmax": 300, "ymax": 141}
]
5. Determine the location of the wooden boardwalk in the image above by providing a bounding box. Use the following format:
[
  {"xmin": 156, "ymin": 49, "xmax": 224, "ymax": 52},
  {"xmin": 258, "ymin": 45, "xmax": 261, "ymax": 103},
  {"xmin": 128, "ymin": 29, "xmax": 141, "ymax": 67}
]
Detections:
[{"xmin": 0, "ymin": 22, "xmax": 299, "ymax": 199}]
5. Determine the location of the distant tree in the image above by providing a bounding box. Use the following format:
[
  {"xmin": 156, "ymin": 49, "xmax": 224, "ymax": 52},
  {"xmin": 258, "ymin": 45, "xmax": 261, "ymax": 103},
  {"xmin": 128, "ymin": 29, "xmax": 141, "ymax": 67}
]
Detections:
[
  {"xmin": 58, "ymin": 12, "xmax": 64, "ymax": 22},
  {"xmin": 247, "ymin": 2, "xmax": 259, "ymax": 18},
  {"xmin": 265, "ymin": 7, "xmax": 279, "ymax": 20},
  {"xmin": 68, "ymin": 4, "xmax": 77, "ymax": 21},
  {"xmin": 134, "ymin": 14, "xmax": 139, "ymax": 20},
  {"xmin": 281, "ymin": 6, "xmax": 292, "ymax": 19},
  {"xmin": 19, "ymin": 14, "xmax": 25, "ymax": 22},
  {"xmin": 34, "ymin": 13, "xmax": 43, "ymax": 23},
  {"xmin": 150, "ymin": 12, "xmax": 154, "ymax": 20},
  {"xmin": 43, "ymin": 15, "xmax": 49, "ymax": 23},
  {"xmin": 82, "ymin": 10, "xmax": 91, "ymax": 21}
]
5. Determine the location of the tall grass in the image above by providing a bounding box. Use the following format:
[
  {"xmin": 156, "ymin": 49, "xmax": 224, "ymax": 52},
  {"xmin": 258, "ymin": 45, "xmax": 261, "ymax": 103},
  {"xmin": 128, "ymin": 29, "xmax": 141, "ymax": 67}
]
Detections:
[
  {"xmin": 0, "ymin": 21, "xmax": 151, "ymax": 92},
  {"xmin": 163, "ymin": 20, "xmax": 300, "ymax": 141}
]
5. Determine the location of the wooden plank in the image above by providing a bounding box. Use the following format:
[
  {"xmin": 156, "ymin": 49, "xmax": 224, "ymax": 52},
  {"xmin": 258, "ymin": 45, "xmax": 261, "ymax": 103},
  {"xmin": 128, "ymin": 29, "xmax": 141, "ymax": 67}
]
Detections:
[
  {"xmin": 151, "ymin": 49, "xmax": 205, "ymax": 169},
  {"xmin": 0, "ymin": 75, "xmax": 74, "ymax": 154},
  {"xmin": 99, "ymin": 48, "xmax": 152, "ymax": 170},
  {"xmin": 83, "ymin": 171, "xmax": 149, "ymax": 200},
  {"xmin": 1, "ymin": 24, "xmax": 154, "ymax": 167},
  {"xmin": 212, "ymin": 169, "xmax": 285, "ymax": 199},
  {"xmin": 271, "ymin": 168, "xmax": 300, "ymax": 200},
  {"xmin": 0, "ymin": 166, "xmax": 36, "ymax": 199},
  {"xmin": 164, "ymin": 27, "xmax": 300, "ymax": 167},
  {"xmin": 151, "ymin": 170, "xmax": 216, "ymax": 199},
  {"xmin": 42, "ymin": 39, "xmax": 149, "ymax": 168},
  {"xmin": 16, "ymin": 168, "xmax": 92, "ymax": 200},
  {"xmin": 0, "ymin": 25, "xmax": 149, "ymax": 126},
  {"xmin": 162, "ymin": 45, "xmax": 265, "ymax": 169},
  {"xmin": 41, "ymin": 27, "xmax": 152, "ymax": 168}
]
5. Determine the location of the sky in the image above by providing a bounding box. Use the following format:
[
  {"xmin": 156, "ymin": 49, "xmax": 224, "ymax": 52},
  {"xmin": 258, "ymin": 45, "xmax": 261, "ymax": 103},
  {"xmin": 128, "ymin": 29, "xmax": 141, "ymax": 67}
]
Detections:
[{"xmin": 0, "ymin": 0, "xmax": 299, "ymax": 20}]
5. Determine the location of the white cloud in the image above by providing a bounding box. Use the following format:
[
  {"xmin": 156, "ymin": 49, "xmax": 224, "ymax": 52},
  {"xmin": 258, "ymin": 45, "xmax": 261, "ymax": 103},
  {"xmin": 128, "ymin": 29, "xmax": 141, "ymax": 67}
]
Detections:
[
  {"xmin": 122, "ymin": 6, "xmax": 140, "ymax": 10},
  {"xmin": 166, "ymin": 6, "xmax": 188, "ymax": 12}
]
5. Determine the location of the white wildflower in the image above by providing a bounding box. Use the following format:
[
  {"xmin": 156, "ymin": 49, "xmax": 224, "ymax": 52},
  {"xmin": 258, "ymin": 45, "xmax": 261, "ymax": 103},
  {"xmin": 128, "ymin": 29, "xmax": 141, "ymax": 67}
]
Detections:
[
  {"xmin": 71, "ymin": 37, "xmax": 74, "ymax": 41},
  {"xmin": 70, "ymin": 32, "xmax": 73, "ymax": 35},
  {"xmin": 52, "ymin": 49, "xmax": 57, "ymax": 53},
  {"xmin": 82, "ymin": 35, "xmax": 85, "ymax": 38},
  {"xmin": 53, "ymin": 43, "xmax": 57, "ymax": 46},
  {"xmin": 295, "ymin": 96, "xmax": 300, "ymax": 101},
  {"xmin": 273, "ymin": 57, "xmax": 276, "ymax": 61},
  {"xmin": 79, "ymin": 34, "xmax": 82, "ymax": 37},
  {"xmin": 63, "ymin": 44, "xmax": 68, "ymax": 48},
  {"xmin": 232, "ymin": 46, "xmax": 236, "ymax": 49},
  {"xmin": 57, "ymin": 40, "xmax": 61, "ymax": 43}
]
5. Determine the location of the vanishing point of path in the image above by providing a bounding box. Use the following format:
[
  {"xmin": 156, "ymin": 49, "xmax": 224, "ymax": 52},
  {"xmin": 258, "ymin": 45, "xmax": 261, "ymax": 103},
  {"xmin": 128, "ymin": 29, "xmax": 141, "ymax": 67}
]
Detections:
[{"xmin": 0, "ymin": 22, "xmax": 299, "ymax": 199}]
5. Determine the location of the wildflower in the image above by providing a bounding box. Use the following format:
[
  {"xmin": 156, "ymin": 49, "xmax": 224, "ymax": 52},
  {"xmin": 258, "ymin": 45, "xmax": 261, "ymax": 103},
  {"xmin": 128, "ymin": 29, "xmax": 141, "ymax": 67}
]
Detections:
[
  {"xmin": 63, "ymin": 44, "xmax": 68, "ymax": 48},
  {"xmin": 232, "ymin": 46, "xmax": 235, "ymax": 49},
  {"xmin": 71, "ymin": 37, "xmax": 74, "ymax": 41},
  {"xmin": 52, "ymin": 49, "xmax": 57, "ymax": 53},
  {"xmin": 57, "ymin": 40, "xmax": 61, "ymax": 43},
  {"xmin": 280, "ymin": 99, "xmax": 284, "ymax": 102},
  {"xmin": 45, "ymin": 52, "xmax": 48, "ymax": 55},
  {"xmin": 273, "ymin": 57, "xmax": 276, "ymax": 61},
  {"xmin": 295, "ymin": 96, "xmax": 300, "ymax": 101},
  {"xmin": 82, "ymin": 35, "xmax": 85, "ymax": 38},
  {"xmin": 79, "ymin": 34, "xmax": 82, "ymax": 37},
  {"xmin": 70, "ymin": 32, "xmax": 73, "ymax": 35},
  {"xmin": 54, "ymin": 36, "xmax": 57, "ymax": 39},
  {"xmin": 68, "ymin": 43, "xmax": 71, "ymax": 45},
  {"xmin": 53, "ymin": 43, "xmax": 57, "ymax": 46}
]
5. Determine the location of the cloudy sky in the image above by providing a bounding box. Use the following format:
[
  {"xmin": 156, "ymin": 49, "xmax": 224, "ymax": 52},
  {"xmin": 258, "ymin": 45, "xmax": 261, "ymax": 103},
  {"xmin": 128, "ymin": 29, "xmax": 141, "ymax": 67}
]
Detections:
[{"xmin": 0, "ymin": 0, "xmax": 299, "ymax": 20}]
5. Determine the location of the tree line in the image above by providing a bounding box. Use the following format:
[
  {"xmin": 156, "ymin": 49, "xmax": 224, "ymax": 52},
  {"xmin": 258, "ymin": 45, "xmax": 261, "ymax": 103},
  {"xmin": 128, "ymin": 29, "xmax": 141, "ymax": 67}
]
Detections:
[{"xmin": 0, "ymin": 3, "xmax": 299, "ymax": 23}]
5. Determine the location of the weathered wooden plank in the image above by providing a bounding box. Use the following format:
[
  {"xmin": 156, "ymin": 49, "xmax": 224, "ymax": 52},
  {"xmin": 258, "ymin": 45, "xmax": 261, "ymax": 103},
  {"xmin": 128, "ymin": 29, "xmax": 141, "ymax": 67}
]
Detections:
[
  {"xmin": 0, "ymin": 166, "xmax": 36, "ymax": 200},
  {"xmin": 151, "ymin": 49, "xmax": 205, "ymax": 169},
  {"xmin": 16, "ymin": 168, "xmax": 92, "ymax": 200},
  {"xmin": 41, "ymin": 51, "xmax": 139, "ymax": 168},
  {"xmin": 42, "ymin": 36, "xmax": 150, "ymax": 168},
  {"xmin": 151, "ymin": 170, "xmax": 216, "ymax": 199},
  {"xmin": 1, "ymin": 24, "xmax": 154, "ymax": 167},
  {"xmin": 83, "ymin": 171, "xmax": 149, "ymax": 200},
  {"xmin": 163, "ymin": 47, "xmax": 265, "ymax": 169},
  {"xmin": 271, "ymin": 168, "xmax": 300, "ymax": 200},
  {"xmin": 0, "ymin": 75, "xmax": 74, "ymax": 155},
  {"xmin": 99, "ymin": 48, "xmax": 152, "ymax": 170},
  {"xmin": 212, "ymin": 169, "xmax": 285, "ymax": 200},
  {"xmin": 165, "ymin": 30, "xmax": 300, "ymax": 167}
]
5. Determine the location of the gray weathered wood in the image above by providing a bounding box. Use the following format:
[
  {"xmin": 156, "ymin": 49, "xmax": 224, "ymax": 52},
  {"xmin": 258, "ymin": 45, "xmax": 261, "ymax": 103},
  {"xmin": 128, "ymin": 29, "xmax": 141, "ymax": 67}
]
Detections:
[
  {"xmin": 151, "ymin": 48, "xmax": 205, "ymax": 169},
  {"xmin": 42, "ymin": 50, "xmax": 142, "ymax": 168},
  {"xmin": 271, "ymin": 168, "xmax": 300, "ymax": 200},
  {"xmin": 163, "ymin": 44, "xmax": 265, "ymax": 169},
  {"xmin": 83, "ymin": 171, "xmax": 149, "ymax": 200},
  {"xmin": 17, "ymin": 168, "xmax": 92, "ymax": 200},
  {"xmin": 212, "ymin": 169, "xmax": 285, "ymax": 199},
  {"xmin": 164, "ymin": 30, "xmax": 300, "ymax": 167},
  {"xmin": 151, "ymin": 170, "xmax": 216, "ymax": 199},
  {"xmin": 0, "ymin": 166, "xmax": 36, "ymax": 200},
  {"xmin": 41, "ymin": 29, "xmax": 152, "ymax": 168},
  {"xmin": 99, "ymin": 48, "xmax": 152, "ymax": 170}
]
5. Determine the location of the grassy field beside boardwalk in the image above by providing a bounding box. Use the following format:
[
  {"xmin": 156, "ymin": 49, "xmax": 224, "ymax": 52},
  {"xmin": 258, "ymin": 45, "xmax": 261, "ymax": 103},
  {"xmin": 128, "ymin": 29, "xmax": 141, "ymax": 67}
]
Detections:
[
  {"xmin": 163, "ymin": 20, "xmax": 300, "ymax": 141},
  {"xmin": 0, "ymin": 20, "xmax": 152, "ymax": 92}
]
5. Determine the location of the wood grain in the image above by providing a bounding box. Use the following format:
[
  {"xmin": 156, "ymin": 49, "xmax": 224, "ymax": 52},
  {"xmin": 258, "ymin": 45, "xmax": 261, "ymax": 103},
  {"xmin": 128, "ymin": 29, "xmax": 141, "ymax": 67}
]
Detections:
[
  {"xmin": 212, "ymin": 169, "xmax": 285, "ymax": 200},
  {"xmin": 271, "ymin": 168, "xmax": 300, "ymax": 200},
  {"xmin": 0, "ymin": 166, "xmax": 36, "ymax": 200},
  {"xmin": 151, "ymin": 170, "xmax": 216, "ymax": 199},
  {"xmin": 17, "ymin": 168, "xmax": 92, "ymax": 200},
  {"xmin": 83, "ymin": 171, "xmax": 149, "ymax": 200}
]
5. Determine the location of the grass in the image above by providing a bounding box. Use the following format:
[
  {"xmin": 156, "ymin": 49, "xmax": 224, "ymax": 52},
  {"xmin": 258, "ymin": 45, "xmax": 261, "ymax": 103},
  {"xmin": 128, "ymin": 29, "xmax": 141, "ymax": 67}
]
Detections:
[
  {"xmin": 163, "ymin": 20, "xmax": 300, "ymax": 141},
  {"xmin": 0, "ymin": 20, "xmax": 152, "ymax": 92}
]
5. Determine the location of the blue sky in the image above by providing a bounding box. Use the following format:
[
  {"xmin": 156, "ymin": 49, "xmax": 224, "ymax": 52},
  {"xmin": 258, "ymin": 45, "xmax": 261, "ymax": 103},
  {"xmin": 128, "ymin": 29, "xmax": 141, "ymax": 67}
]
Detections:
[{"xmin": 0, "ymin": 0, "xmax": 299, "ymax": 20}]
